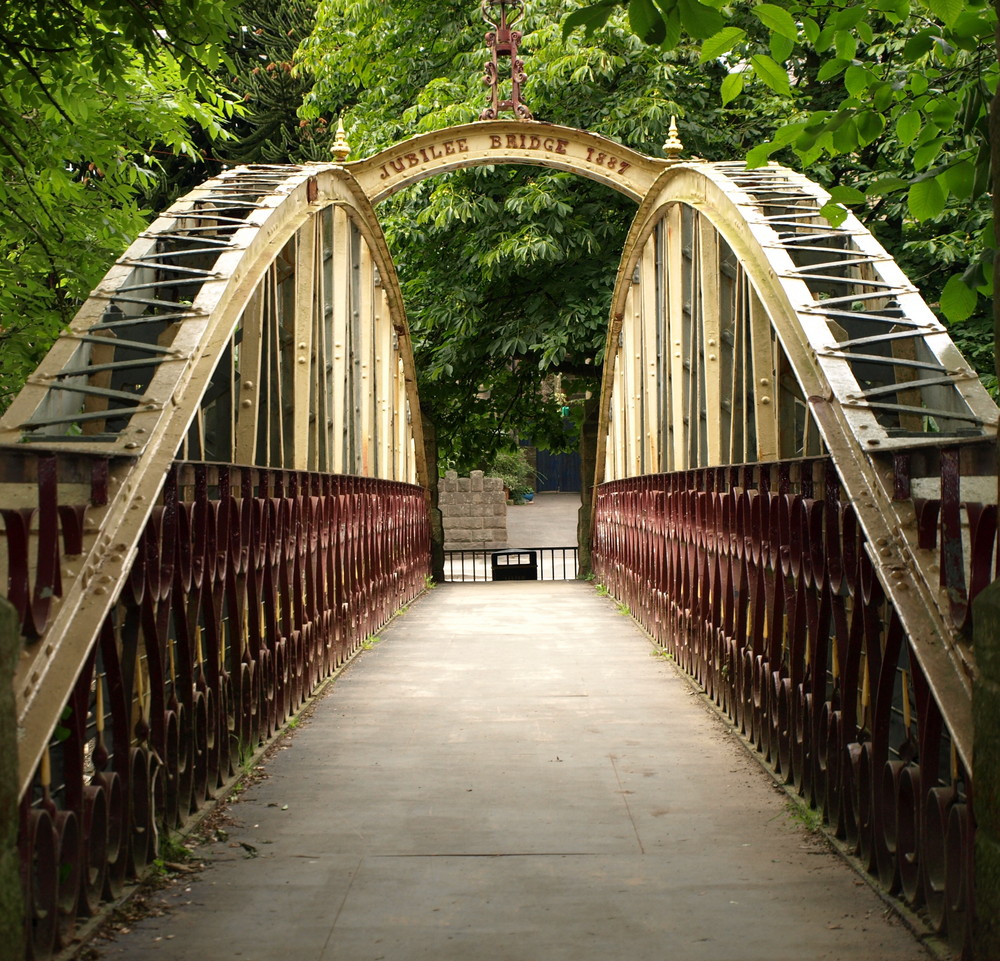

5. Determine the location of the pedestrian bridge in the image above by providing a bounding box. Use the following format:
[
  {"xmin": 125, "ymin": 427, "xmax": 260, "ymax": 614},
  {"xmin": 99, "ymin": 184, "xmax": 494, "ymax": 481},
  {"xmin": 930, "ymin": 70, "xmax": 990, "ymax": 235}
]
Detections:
[
  {"xmin": 95, "ymin": 579, "xmax": 930, "ymax": 961},
  {"xmin": 4, "ymin": 120, "xmax": 997, "ymax": 960}
]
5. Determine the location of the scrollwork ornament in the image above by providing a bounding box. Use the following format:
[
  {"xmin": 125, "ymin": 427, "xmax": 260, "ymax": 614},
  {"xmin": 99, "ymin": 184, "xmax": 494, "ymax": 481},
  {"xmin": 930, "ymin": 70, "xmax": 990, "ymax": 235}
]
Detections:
[{"xmin": 478, "ymin": 0, "xmax": 533, "ymax": 121}]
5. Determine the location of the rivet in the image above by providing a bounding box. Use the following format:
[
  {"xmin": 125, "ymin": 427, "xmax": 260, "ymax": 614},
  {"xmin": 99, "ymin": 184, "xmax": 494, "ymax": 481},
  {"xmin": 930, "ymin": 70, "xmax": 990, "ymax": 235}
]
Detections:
[
  {"xmin": 242, "ymin": 399, "xmax": 253, "ymax": 408},
  {"xmin": 761, "ymin": 397, "xmax": 771, "ymax": 405}
]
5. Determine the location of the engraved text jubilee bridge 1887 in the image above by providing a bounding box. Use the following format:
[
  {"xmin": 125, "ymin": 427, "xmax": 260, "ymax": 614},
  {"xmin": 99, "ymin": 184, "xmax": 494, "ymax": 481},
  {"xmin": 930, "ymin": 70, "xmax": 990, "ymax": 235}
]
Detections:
[{"xmin": 4, "ymin": 7, "xmax": 999, "ymax": 958}]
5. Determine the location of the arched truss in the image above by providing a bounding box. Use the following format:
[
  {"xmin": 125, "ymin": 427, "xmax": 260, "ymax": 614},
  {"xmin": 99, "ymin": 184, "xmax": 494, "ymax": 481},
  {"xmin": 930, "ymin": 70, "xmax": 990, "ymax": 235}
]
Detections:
[
  {"xmin": 598, "ymin": 161, "xmax": 997, "ymax": 481},
  {"xmin": 595, "ymin": 162, "xmax": 1000, "ymax": 927},
  {"xmin": 595, "ymin": 163, "xmax": 998, "ymax": 824},
  {"xmin": 1, "ymin": 164, "xmax": 425, "ymax": 477},
  {"xmin": 2, "ymin": 163, "xmax": 428, "ymax": 794}
]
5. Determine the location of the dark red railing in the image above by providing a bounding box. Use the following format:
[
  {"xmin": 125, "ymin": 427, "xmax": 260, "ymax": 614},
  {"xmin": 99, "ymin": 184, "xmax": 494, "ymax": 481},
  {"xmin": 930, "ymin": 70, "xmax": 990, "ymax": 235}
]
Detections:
[
  {"xmin": 16, "ymin": 461, "xmax": 430, "ymax": 958},
  {"xmin": 592, "ymin": 456, "xmax": 986, "ymax": 955}
]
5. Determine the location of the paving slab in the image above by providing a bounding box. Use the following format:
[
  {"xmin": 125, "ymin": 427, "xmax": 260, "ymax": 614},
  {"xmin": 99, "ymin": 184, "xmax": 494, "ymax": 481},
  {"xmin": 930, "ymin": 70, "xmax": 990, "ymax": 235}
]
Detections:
[{"xmin": 91, "ymin": 582, "xmax": 931, "ymax": 961}]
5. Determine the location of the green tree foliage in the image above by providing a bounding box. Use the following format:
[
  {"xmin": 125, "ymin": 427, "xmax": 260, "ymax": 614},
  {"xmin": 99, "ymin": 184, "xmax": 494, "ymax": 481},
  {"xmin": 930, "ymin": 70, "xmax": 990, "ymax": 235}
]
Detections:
[
  {"xmin": 225, "ymin": 0, "xmax": 331, "ymax": 164},
  {"xmin": 564, "ymin": 0, "xmax": 999, "ymax": 384},
  {"xmin": 300, "ymin": 0, "xmax": 793, "ymax": 467},
  {"xmin": 0, "ymin": 1, "xmax": 239, "ymax": 409}
]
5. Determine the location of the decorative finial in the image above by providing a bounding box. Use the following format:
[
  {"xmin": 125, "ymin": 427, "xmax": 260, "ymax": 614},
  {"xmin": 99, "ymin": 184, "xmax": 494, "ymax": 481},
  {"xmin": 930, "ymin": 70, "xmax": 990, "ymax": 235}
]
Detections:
[
  {"xmin": 663, "ymin": 116, "xmax": 684, "ymax": 161},
  {"xmin": 479, "ymin": 0, "xmax": 533, "ymax": 121},
  {"xmin": 331, "ymin": 116, "xmax": 351, "ymax": 161}
]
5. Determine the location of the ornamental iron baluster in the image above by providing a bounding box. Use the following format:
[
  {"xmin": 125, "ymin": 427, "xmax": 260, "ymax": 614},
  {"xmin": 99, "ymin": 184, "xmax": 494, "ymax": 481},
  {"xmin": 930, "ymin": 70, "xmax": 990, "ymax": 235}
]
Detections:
[
  {"xmin": 479, "ymin": 0, "xmax": 533, "ymax": 120},
  {"xmin": 591, "ymin": 459, "xmax": 983, "ymax": 948}
]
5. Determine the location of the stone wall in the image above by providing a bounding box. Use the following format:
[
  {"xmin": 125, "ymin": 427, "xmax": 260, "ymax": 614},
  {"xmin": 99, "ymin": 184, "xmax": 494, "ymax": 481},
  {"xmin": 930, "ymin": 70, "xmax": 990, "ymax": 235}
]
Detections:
[{"xmin": 439, "ymin": 470, "xmax": 507, "ymax": 550}]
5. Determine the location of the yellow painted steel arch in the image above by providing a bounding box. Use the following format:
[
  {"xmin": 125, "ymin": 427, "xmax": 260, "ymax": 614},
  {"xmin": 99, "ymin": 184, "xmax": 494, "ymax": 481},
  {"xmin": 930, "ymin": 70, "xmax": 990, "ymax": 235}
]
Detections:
[
  {"xmin": 597, "ymin": 159, "xmax": 1000, "ymax": 769},
  {"xmin": 347, "ymin": 120, "xmax": 664, "ymax": 203},
  {"xmin": 3, "ymin": 164, "xmax": 426, "ymax": 793}
]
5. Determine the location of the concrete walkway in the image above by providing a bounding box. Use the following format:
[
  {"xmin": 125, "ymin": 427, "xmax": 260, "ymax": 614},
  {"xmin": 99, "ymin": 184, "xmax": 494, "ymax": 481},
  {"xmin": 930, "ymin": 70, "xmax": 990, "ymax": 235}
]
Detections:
[{"xmin": 94, "ymin": 583, "xmax": 931, "ymax": 961}]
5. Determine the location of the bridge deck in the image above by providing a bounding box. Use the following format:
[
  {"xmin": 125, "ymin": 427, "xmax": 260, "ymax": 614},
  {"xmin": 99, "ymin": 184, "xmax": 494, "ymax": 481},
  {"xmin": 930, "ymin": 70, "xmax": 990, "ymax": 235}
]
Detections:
[{"xmin": 95, "ymin": 582, "xmax": 931, "ymax": 961}]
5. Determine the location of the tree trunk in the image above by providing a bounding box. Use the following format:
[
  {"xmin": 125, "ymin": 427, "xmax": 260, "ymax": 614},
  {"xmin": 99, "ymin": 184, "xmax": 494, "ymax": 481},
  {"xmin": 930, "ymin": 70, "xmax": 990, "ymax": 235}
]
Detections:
[{"xmin": 993, "ymin": 2, "xmax": 1000, "ymax": 384}]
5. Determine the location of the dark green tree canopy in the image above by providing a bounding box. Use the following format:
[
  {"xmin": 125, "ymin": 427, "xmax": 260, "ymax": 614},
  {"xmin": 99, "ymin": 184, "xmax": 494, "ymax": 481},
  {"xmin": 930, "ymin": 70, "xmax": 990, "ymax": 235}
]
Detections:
[
  {"xmin": 0, "ymin": 0, "xmax": 240, "ymax": 409},
  {"xmin": 299, "ymin": 0, "xmax": 787, "ymax": 467},
  {"xmin": 563, "ymin": 0, "xmax": 998, "ymax": 382},
  {"xmin": 224, "ymin": 0, "xmax": 330, "ymax": 164}
]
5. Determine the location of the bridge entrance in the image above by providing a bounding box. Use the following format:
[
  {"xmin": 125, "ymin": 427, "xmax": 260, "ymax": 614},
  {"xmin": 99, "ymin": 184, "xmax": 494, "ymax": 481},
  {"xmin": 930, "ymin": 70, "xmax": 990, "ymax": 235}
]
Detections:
[{"xmin": 2, "ymin": 107, "xmax": 998, "ymax": 959}]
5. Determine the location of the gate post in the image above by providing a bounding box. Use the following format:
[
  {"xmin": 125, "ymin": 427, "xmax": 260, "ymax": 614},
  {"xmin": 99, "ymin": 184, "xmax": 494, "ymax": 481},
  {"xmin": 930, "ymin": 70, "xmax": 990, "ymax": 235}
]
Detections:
[
  {"xmin": 577, "ymin": 396, "xmax": 599, "ymax": 577},
  {"xmin": 421, "ymin": 407, "xmax": 445, "ymax": 582},
  {"xmin": 974, "ymin": 578, "xmax": 1000, "ymax": 958},
  {"xmin": 0, "ymin": 598, "xmax": 24, "ymax": 957}
]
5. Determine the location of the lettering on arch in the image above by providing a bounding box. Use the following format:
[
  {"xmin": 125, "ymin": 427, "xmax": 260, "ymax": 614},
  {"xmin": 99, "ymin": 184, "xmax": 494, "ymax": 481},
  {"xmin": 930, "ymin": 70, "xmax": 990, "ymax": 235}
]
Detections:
[{"xmin": 349, "ymin": 120, "xmax": 665, "ymax": 204}]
